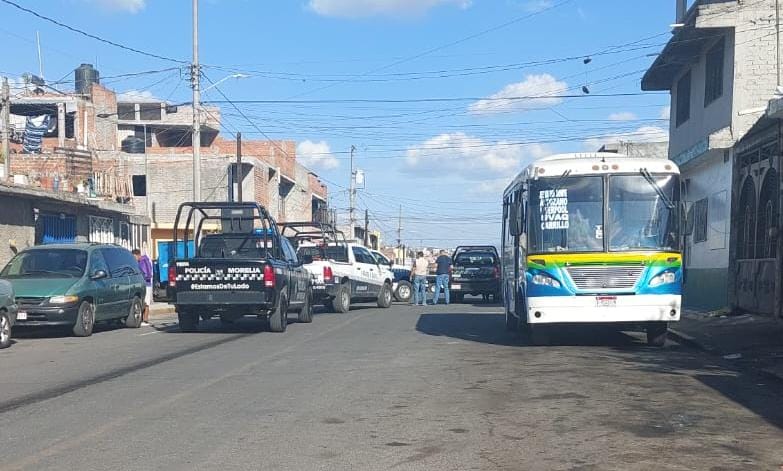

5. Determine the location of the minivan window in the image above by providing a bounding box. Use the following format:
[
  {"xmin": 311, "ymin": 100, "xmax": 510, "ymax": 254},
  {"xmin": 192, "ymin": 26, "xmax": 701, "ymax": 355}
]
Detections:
[
  {"xmin": 0, "ymin": 249, "xmax": 88, "ymax": 278},
  {"xmin": 101, "ymin": 248, "xmax": 135, "ymax": 278},
  {"xmin": 90, "ymin": 250, "xmax": 109, "ymax": 275}
]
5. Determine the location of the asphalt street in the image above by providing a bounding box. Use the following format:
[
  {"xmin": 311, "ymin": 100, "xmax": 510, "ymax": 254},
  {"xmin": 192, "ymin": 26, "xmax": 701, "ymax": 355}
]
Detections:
[{"xmin": 2, "ymin": 300, "xmax": 783, "ymax": 470}]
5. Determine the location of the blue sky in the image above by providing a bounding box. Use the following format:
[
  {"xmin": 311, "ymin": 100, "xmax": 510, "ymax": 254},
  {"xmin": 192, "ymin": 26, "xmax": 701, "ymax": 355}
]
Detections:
[{"xmin": 0, "ymin": 0, "xmax": 676, "ymax": 248}]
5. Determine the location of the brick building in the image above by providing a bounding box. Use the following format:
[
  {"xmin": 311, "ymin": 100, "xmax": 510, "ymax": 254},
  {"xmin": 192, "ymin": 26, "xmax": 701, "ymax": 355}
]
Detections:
[
  {"xmin": 2, "ymin": 65, "xmax": 329, "ymax": 260},
  {"xmin": 642, "ymin": 0, "xmax": 783, "ymax": 311}
]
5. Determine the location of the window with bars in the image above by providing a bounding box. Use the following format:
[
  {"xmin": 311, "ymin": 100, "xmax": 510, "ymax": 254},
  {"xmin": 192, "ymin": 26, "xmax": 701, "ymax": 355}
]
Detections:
[
  {"xmin": 692, "ymin": 198, "xmax": 708, "ymax": 243},
  {"xmin": 89, "ymin": 216, "xmax": 115, "ymax": 244}
]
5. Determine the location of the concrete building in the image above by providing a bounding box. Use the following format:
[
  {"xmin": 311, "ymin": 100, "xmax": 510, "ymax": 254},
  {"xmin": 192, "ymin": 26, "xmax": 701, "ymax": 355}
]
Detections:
[
  {"xmin": 597, "ymin": 141, "xmax": 669, "ymax": 159},
  {"xmin": 642, "ymin": 0, "xmax": 783, "ymax": 311}
]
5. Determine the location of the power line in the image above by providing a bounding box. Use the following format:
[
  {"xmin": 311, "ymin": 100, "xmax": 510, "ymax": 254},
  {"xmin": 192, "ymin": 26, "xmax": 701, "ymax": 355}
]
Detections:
[{"xmin": 0, "ymin": 0, "xmax": 186, "ymax": 64}]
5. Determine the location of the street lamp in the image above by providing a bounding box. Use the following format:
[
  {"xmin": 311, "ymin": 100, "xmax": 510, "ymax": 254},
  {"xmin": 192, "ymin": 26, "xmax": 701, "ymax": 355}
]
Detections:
[{"xmin": 202, "ymin": 73, "xmax": 249, "ymax": 93}]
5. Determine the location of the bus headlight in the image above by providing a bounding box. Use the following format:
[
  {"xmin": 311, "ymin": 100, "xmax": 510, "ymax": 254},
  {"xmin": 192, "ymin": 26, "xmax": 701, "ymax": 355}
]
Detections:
[
  {"xmin": 532, "ymin": 273, "xmax": 561, "ymax": 289},
  {"xmin": 649, "ymin": 271, "xmax": 676, "ymax": 288}
]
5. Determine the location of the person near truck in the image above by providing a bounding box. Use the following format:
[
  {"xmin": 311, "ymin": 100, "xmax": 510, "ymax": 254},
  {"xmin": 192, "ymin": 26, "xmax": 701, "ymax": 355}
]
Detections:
[
  {"xmin": 432, "ymin": 250, "xmax": 452, "ymax": 305},
  {"xmin": 133, "ymin": 248, "xmax": 153, "ymax": 324},
  {"xmin": 410, "ymin": 251, "xmax": 429, "ymax": 306}
]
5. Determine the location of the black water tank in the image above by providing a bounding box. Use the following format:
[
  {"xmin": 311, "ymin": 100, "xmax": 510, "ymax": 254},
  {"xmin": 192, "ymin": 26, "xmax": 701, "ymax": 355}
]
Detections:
[
  {"xmin": 121, "ymin": 136, "xmax": 146, "ymax": 154},
  {"xmin": 75, "ymin": 63, "xmax": 100, "ymax": 95}
]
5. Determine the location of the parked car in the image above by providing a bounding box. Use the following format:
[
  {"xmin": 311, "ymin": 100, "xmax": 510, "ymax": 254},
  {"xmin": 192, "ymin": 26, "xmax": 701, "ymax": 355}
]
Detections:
[
  {"xmin": 450, "ymin": 245, "xmax": 501, "ymax": 303},
  {"xmin": 0, "ymin": 280, "xmax": 18, "ymax": 349},
  {"xmin": 0, "ymin": 244, "xmax": 147, "ymax": 337}
]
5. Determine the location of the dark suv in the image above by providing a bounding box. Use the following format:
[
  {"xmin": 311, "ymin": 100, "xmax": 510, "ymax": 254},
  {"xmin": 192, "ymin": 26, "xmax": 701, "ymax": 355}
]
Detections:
[{"xmin": 450, "ymin": 246, "xmax": 501, "ymax": 303}]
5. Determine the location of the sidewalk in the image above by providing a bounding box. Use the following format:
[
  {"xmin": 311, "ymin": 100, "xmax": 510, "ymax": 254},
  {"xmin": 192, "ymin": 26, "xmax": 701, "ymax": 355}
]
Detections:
[
  {"xmin": 669, "ymin": 310, "xmax": 783, "ymax": 381},
  {"xmin": 148, "ymin": 301, "xmax": 175, "ymax": 319}
]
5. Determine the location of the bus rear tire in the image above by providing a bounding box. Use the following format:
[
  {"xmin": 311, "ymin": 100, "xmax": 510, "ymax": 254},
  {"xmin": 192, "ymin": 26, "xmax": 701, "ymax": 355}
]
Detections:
[{"xmin": 646, "ymin": 322, "xmax": 668, "ymax": 347}]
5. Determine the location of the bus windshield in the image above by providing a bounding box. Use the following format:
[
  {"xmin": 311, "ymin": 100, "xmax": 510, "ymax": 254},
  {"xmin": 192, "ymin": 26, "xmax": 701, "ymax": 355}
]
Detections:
[
  {"xmin": 529, "ymin": 173, "xmax": 680, "ymax": 253},
  {"xmin": 608, "ymin": 174, "xmax": 680, "ymax": 252},
  {"xmin": 529, "ymin": 176, "xmax": 604, "ymax": 253}
]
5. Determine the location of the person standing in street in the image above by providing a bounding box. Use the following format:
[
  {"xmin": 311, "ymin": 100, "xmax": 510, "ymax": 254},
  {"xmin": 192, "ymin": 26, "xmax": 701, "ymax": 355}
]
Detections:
[
  {"xmin": 432, "ymin": 249, "xmax": 452, "ymax": 305},
  {"xmin": 133, "ymin": 248, "xmax": 153, "ymax": 324},
  {"xmin": 410, "ymin": 251, "xmax": 429, "ymax": 306}
]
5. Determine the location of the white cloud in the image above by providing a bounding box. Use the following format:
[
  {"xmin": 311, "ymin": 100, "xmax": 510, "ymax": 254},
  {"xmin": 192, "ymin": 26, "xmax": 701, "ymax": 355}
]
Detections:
[
  {"xmin": 403, "ymin": 132, "xmax": 549, "ymax": 179},
  {"xmin": 88, "ymin": 0, "xmax": 146, "ymax": 13},
  {"xmin": 297, "ymin": 140, "xmax": 340, "ymax": 170},
  {"xmin": 608, "ymin": 111, "xmax": 637, "ymax": 122},
  {"xmin": 117, "ymin": 90, "xmax": 159, "ymax": 103},
  {"xmin": 307, "ymin": 0, "xmax": 470, "ymax": 18},
  {"xmin": 584, "ymin": 126, "xmax": 669, "ymax": 151},
  {"xmin": 468, "ymin": 178, "xmax": 515, "ymax": 196},
  {"xmin": 660, "ymin": 105, "xmax": 671, "ymax": 120},
  {"xmin": 469, "ymin": 74, "xmax": 568, "ymax": 115}
]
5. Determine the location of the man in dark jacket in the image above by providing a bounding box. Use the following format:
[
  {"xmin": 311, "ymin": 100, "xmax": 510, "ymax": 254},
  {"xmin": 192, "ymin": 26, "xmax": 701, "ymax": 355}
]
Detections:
[{"xmin": 432, "ymin": 250, "xmax": 452, "ymax": 305}]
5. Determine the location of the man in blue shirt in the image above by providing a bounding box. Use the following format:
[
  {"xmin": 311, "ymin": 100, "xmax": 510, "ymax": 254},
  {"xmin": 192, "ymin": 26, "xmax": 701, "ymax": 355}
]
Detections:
[{"xmin": 432, "ymin": 250, "xmax": 452, "ymax": 305}]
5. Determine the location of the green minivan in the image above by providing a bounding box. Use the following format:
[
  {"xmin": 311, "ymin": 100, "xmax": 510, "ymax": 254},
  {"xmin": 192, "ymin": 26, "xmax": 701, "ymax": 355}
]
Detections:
[{"xmin": 0, "ymin": 243, "xmax": 147, "ymax": 337}]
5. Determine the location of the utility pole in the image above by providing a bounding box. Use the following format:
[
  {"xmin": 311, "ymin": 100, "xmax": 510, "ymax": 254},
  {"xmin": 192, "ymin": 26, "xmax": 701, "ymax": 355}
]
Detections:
[
  {"xmin": 1, "ymin": 77, "xmax": 9, "ymax": 181},
  {"xmin": 364, "ymin": 209, "xmax": 369, "ymax": 248},
  {"xmin": 191, "ymin": 0, "xmax": 201, "ymax": 202},
  {"xmin": 397, "ymin": 205, "xmax": 402, "ymax": 247},
  {"xmin": 236, "ymin": 132, "xmax": 242, "ymax": 202},
  {"xmin": 348, "ymin": 144, "xmax": 356, "ymax": 240}
]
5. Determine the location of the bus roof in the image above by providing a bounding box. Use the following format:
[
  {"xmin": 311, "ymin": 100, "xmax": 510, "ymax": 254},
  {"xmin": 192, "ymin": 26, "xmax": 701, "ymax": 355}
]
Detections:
[{"xmin": 504, "ymin": 153, "xmax": 680, "ymax": 197}]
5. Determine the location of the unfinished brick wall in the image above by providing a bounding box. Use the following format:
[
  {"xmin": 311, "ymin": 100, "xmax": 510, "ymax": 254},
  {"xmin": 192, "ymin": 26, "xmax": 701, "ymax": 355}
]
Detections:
[{"xmin": 90, "ymin": 83, "xmax": 118, "ymax": 151}]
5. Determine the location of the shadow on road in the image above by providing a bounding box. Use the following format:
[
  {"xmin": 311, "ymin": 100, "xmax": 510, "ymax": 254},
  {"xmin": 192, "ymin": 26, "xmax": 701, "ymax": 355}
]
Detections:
[
  {"xmin": 617, "ymin": 346, "xmax": 783, "ymax": 431},
  {"xmin": 415, "ymin": 312, "xmax": 643, "ymax": 347},
  {"xmin": 416, "ymin": 311, "xmax": 783, "ymax": 432}
]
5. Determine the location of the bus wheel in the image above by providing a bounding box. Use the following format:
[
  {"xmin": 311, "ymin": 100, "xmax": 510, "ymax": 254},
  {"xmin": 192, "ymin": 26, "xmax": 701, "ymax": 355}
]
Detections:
[{"xmin": 646, "ymin": 322, "xmax": 668, "ymax": 347}]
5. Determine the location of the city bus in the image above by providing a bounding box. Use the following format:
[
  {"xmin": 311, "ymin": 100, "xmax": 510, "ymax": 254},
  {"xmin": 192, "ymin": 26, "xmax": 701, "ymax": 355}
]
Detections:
[{"xmin": 501, "ymin": 153, "xmax": 683, "ymax": 346}]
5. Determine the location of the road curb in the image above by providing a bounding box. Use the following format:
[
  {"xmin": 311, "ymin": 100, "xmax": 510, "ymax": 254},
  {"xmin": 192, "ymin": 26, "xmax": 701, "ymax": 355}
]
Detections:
[
  {"xmin": 149, "ymin": 307, "xmax": 176, "ymax": 319},
  {"xmin": 668, "ymin": 328, "xmax": 783, "ymax": 383}
]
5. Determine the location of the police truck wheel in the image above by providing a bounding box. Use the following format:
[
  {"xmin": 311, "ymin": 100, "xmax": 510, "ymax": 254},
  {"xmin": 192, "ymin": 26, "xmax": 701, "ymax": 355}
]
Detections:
[
  {"xmin": 333, "ymin": 283, "xmax": 351, "ymax": 313},
  {"xmin": 394, "ymin": 281, "xmax": 412, "ymax": 303},
  {"xmin": 298, "ymin": 290, "xmax": 313, "ymax": 323},
  {"xmin": 377, "ymin": 283, "xmax": 393, "ymax": 308},
  {"xmin": 646, "ymin": 322, "xmax": 668, "ymax": 347},
  {"xmin": 178, "ymin": 311, "xmax": 199, "ymax": 332},
  {"xmin": 269, "ymin": 291, "xmax": 289, "ymax": 333}
]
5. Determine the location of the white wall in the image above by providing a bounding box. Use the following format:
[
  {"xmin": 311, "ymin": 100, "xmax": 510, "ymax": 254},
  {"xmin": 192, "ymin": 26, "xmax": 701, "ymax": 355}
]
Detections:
[
  {"xmin": 684, "ymin": 150, "xmax": 732, "ymax": 269},
  {"xmin": 669, "ymin": 32, "xmax": 735, "ymax": 158}
]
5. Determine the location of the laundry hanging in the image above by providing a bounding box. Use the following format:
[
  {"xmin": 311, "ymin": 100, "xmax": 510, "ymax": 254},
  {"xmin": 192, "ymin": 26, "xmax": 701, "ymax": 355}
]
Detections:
[{"xmin": 22, "ymin": 115, "xmax": 53, "ymax": 153}]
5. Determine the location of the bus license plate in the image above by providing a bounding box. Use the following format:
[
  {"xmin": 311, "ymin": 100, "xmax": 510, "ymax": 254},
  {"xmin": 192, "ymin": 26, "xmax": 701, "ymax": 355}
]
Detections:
[{"xmin": 596, "ymin": 296, "xmax": 617, "ymax": 308}]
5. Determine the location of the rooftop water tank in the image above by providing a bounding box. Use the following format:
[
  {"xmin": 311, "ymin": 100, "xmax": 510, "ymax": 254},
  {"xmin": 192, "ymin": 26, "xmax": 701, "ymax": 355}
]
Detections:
[{"xmin": 75, "ymin": 63, "xmax": 100, "ymax": 95}]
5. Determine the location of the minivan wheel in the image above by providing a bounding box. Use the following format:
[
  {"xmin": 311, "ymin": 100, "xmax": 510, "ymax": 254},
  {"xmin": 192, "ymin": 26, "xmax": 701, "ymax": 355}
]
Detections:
[
  {"xmin": 72, "ymin": 301, "xmax": 95, "ymax": 337},
  {"xmin": 125, "ymin": 296, "xmax": 143, "ymax": 328},
  {"xmin": 0, "ymin": 311, "xmax": 11, "ymax": 349}
]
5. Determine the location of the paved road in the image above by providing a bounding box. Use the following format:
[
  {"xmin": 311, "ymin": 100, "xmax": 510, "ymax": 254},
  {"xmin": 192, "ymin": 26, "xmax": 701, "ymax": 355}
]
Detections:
[{"xmin": 2, "ymin": 300, "xmax": 783, "ymax": 470}]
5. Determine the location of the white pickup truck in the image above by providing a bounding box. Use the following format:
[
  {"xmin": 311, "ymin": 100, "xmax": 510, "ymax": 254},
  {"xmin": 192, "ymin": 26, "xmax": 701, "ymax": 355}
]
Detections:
[{"xmin": 280, "ymin": 223, "xmax": 394, "ymax": 313}]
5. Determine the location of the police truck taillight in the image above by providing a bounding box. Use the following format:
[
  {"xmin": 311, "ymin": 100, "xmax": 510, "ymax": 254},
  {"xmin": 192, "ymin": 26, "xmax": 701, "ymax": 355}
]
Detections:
[
  {"xmin": 168, "ymin": 266, "xmax": 177, "ymax": 287},
  {"xmin": 493, "ymin": 266, "xmax": 500, "ymax": 279},
  {"xmin": 324, "ymin": 265, "xmax": 333, "ymax": 283},
  {"xmin": 264, "ymin": 264, "xmax": 275, "ymax": 288}
]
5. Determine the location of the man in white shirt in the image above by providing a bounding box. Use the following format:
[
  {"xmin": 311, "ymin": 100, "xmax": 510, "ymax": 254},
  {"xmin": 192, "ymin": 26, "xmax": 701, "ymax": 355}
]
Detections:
[{"xmin": 410, "ymin": 251, "xmax": 429, "ymax": 306}]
